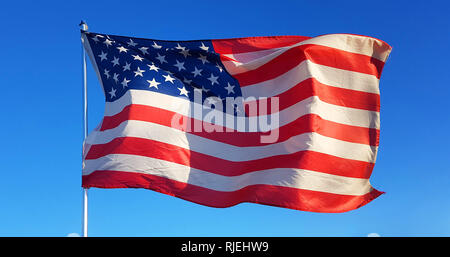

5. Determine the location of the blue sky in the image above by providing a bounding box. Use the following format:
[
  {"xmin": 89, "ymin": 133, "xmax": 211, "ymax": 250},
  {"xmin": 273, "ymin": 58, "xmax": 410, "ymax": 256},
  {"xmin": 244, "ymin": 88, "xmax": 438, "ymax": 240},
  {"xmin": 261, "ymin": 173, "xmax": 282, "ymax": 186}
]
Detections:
[{"xmin": 0, "ymin": 0, "xmax": 449, "ymax": 237}]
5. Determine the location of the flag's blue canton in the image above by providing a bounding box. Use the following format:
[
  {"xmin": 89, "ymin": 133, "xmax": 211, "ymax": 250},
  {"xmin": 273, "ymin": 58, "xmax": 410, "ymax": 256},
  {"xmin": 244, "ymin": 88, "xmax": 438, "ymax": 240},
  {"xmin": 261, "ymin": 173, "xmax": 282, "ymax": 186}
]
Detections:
[{"xmin": 85, "ymin": 32, "xmax": 242, "ymax": 111}]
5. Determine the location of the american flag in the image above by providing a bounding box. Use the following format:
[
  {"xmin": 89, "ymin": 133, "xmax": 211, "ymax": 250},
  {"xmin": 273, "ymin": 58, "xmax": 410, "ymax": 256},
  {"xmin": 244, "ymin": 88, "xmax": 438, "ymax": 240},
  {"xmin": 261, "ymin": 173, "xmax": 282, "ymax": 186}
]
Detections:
[{"xmin": 81, "ymin": 31, "xmax": 391, "ymax": 213}]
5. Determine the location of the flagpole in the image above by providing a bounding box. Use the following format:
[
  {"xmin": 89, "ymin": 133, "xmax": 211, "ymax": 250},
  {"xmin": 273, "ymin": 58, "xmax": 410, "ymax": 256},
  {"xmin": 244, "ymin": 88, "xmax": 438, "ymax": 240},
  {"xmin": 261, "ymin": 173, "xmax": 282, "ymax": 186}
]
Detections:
[{"xmin": 80, "ymin": 20, "xmax": 89, "ymax": 238}]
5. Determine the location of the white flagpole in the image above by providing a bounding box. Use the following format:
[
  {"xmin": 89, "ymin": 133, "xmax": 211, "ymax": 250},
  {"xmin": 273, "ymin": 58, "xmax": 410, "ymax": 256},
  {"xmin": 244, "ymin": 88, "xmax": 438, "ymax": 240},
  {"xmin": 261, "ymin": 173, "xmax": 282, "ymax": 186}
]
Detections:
[{"xmin": 80, "ymin": 20, "xmax": 89, "ymax": 238}]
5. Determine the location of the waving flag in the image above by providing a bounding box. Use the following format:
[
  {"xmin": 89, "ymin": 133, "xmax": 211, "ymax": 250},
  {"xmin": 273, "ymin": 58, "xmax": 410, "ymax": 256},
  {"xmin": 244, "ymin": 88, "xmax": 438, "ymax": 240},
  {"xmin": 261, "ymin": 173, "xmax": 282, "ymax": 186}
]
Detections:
[{"xmin": 81, "ymin": 31, "xmax": 391, "ymax": 213}]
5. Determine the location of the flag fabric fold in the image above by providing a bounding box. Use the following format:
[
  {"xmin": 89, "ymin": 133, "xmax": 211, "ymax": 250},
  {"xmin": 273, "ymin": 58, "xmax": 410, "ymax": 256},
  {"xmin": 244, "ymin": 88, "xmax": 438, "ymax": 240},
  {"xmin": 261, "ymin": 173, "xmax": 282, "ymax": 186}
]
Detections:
[{"xmin": 81, "ymin": 31, "xmax": 391, "ymax": 213}]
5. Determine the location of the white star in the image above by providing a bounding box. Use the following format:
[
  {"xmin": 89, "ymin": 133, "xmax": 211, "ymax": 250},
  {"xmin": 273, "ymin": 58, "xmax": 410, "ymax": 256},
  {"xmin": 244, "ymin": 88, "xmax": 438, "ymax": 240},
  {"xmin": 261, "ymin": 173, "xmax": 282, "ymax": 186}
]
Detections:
[
  {"xmin": 179, "ymin": 48, "xmax": 191, "ymax": 58},
  {"xmin": 215, "ymin": 63, "xmax": 223, "ymax": 72},
  {"xmin": 175, "ymin": 43, "xmax": 185, "ymax": 51},
  {"xmin": 162, "ymin": 74, "xmax": 176, "ymax": 84},
  {"xmin": 175, "ymin": 44, "xmax": 189, "ymax": 57},
  {"xmin": 134, "ymin": 67, "xmax": 145, "ymax": 77},
  {"xmin": 103, "ymin": 38, "xmax": 113, "ymax": 47},
  {"xmin": 207, "ymin": 73, "xmax": 219, "ymax": 85},
  {"xmin": 173, "ymin": 60, "xmax": 186, "ymax": 71},
  {"xmin": 148, "ymin": 63, "xmax": 160, "ymax": 72},
  {"xmin": 197, "ymin": 54, "xmax": 209, "ymax": 64},
  {"xmin": 178, "ymin": 86, "xmax": 189, "ymax": 97},
  {"xmin": 113, "ymin": 73, "xmax": 119, "ymax": 84},
  {"xmin": 132, "ymin": 54, "xmax": 144, "ymax": 62},
  {"xmin": 108, "ymin": 87, "xmax": 117, "ymax": 99},
  {"xmin": 155, "ymin": 53, "xmax": 167, "ymax": 64},
  {"xmin": 147, "ymin": 78, "xmax": 161, "ymax": 89},
  {"xmin": 199, "ymin": 42, "xmax": 209, "ymax": 51},
  {"xmin": 152, "ymin": 41, "xmax": 162, "ymax": 49},
  {"xmin": 117, "ymin": 46, "xmax": 128, "ymax": 53},
  {"xmin": 139, "ymin": 47, "xmax": 149, "ymax": 55},
  {"xmin": 123, "ymin": 62, "xmax": 131, "ymax": 71},
  {"xmin": 183, "ymin": 77, "xmax": 192, "ymax": 85},
  {"xmin": 192, "ymin": 66, "xmax": 202, "ymax": 77},
  {"xmin": 103, "ymin": 69, "xmax": 110, "ymax": 79},
  {"xmin": 111, "ymin": 56, "xmax": 120, "ymax": 66},
  {"xmin": 127, "ymin": 39, "xmax": 138, "ymax": 47},
  {"xmin": 234, "ymin": 105, "xmax": 242, "ymax": 114},
  {"xmin": 91, "ymin": 36, "xmax": 100, "ymax": 43},
  {"xmin": 201, "ymin": 86, "xmax": 210, "ymax": 93},
  {"xmin": 98, "ymin": 51, "xmax": 107, "ymax": 61},
  {"xmin": 224, "ymin": 82, "xmax": 235, "ymax": 94},
  {"xmin": 206, "ymin": 97, "xmax": 219, "ymax": 105},
  {"xmin": 121, "ymin": 77, "xmax": 131, "ymax": 88}
]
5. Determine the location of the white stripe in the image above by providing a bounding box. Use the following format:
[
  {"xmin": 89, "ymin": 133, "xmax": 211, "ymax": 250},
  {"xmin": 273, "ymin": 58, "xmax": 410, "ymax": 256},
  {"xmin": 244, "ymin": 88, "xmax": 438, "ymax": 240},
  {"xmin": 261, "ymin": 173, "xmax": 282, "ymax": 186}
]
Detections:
[
  {"xmin": 221, "ymin": 33, "xmax": 391, "ymax": 75},
  {"xmin": 104, "ymin": 90, "xmax": 379, "ymax": 129},
  {"xmin": 83, "ymin": 153, "xmax": 373, "ymax": 196},
  {"xmin": 240, "ymin": 60, "xmax": 380, "ymax": 97},
  {"xmin": 86, "ymin": 120, "xmax": 377, "ymax": 163},
  {"xmin": 306, "ymin": 34, "xmax": 391, "ymax": 62}
]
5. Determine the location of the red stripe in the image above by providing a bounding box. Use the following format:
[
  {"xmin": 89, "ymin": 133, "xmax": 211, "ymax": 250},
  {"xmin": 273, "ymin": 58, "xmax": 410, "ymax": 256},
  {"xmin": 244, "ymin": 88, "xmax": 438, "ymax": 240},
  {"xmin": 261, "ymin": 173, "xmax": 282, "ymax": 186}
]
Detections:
[
  {"xmin": 85, "ymin": 137, "xmax": 375, "ymax": 178},
  {"xmin": 212, "ymin": 36, "xmax": 310, "ymax": 54},
  {"xmin": 82, "ymin": 170, "xmax": 383, "ymax": 213},
  {"xmin": 100, "ymin": 104, "xmax": 379, "ymax": 146},
  {"xmin": 229, "ymin": 44, "xmax": 384, "ymax": 86},
  {"xmin": 247, "ymin": 77, "xmax": 380, "ymax": 114}
]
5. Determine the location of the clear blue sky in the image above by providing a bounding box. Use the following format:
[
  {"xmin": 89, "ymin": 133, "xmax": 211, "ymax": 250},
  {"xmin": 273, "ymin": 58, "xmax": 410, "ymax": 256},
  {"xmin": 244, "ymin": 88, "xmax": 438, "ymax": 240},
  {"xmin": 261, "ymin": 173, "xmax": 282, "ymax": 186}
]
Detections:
[{"xmin": 0, "ymin": 0, "xmax": 449, "ymax": 237}]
